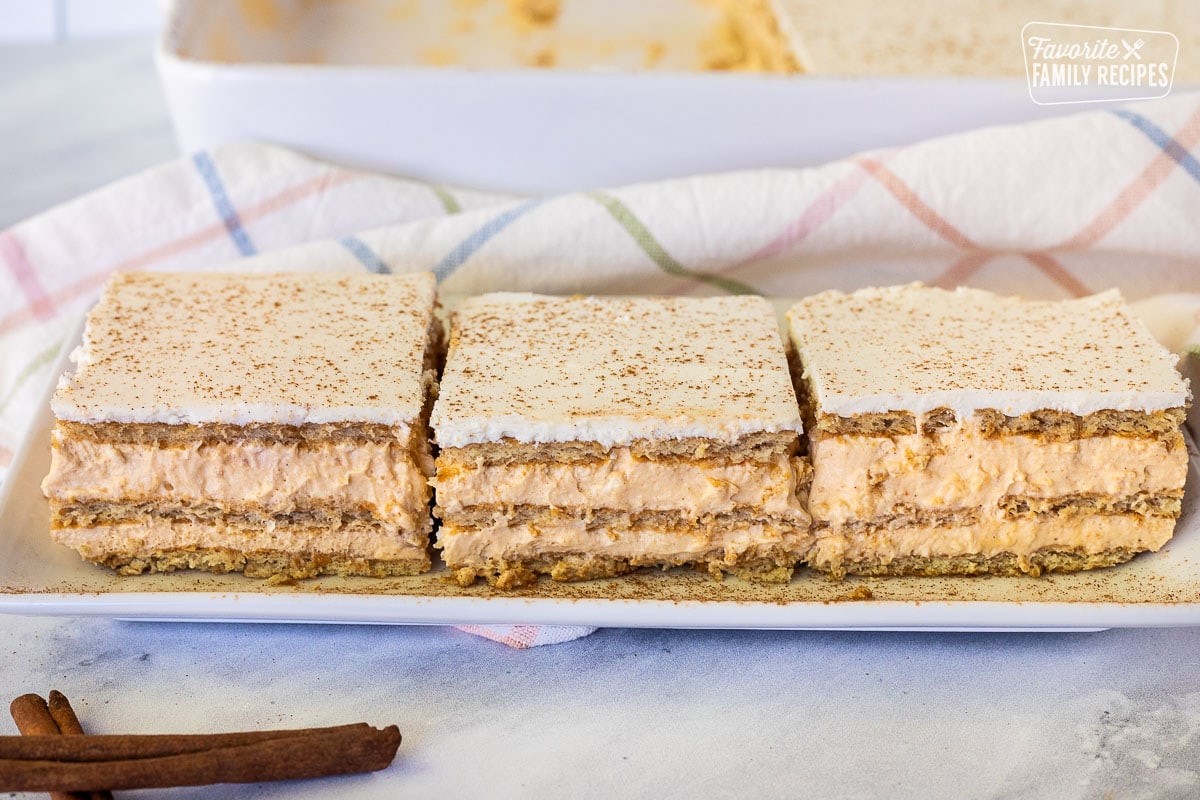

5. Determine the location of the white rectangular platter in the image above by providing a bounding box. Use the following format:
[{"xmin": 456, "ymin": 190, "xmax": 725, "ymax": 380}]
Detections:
[{"xmin": 3, "ymin": 323, "xmax": 1199, "ymax": 631}]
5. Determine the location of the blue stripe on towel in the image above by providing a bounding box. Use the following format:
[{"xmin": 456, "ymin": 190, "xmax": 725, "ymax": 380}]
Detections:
[
  {"xmin": 1110, "ymin": 109, "xmax": 1200, "ymax": 186},
  {"xmin": 192, "ymin": 151, "xmax": 256, "ymax": 256},
  {"xmin": 431, "ymin": 199, "xmax": 545, "ymax": 283},
  {"xmin": 339, "ymin": 235, "xmax": 391, "ymax": 274}
]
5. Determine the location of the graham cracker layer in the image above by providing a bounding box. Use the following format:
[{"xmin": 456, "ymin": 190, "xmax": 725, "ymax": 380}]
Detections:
[
  {"xmin": 976, "ymin": 408, "xmax": 1187, "ymax": 440},
  {"xmin": 812, "ymin": 509, "xmax": 981, "ymax": 532},
  {"xmin": 87, "ymin": 548, "xmax": 430, "ymax": 579},
  {"xmin": 438, "ymin": 510, "xmax": 809, "ymax": 588},
  {"xmin": 448, "ymin": 548, "xmax": 800, "ymax": 590},
  {"xmin": 812, "ymin": 548, "xmax": 1139, "ymax": 578},
  {"xmin": 811, "ymin": 491, "xmax": 1183, "ymax": 533},
  {"xmin": 810, "ymin": 407, "xmax": 1185, "ymax": 441},
  {"xmin": 439, "ymin": 505, "xmax": 810, "ymax": 532},
  {"xmin": 809, "ymin": 508, "xmax": 1176, "ymax": 579},
  {"xmin": 53, "ymin": 515, "xmax": 433, "ymax": 578},
  {"xmin": 50, "ymin": 500, "xmax": 434, "ymax": 536},
  {"xmin": 438, "ymin": 430, "xmax": 800, "ymax": 466},
  {"xmin": 57, "ymin": 420, "xmax": 421, "ymax": 447},
  {"xmin": 998, "ymin": 491, "xmax": 1182, "ymax": 519}
]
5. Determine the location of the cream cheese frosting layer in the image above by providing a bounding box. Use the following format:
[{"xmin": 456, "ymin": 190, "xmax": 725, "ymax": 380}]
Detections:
[
  {"xmin": 809, "ymin": 514, "xmax": 1175, "ymax": 568},
  {"xmin": 434, "ymin": 449, "xmax": 810, "ymax": 519},
  {"xmin": 432, "ymin": 293, "xmax": 803, "ymax": 448},
  {"xmin": 53, "ymin": 521, "xmax": 429, "ymax": 562},
  {"xmin": 437, "ymin": 520, "xmax": 812, "ymax": 567},
  {"xmin": 787, "ymin": 284, "xmax": 1189, "ymax": 417},
  {"xmin": 42, "ymin": 434, "xmax": 431, "ymax": 527},
  {"xmin": 51, "ymin": 271, "xmax": 438, "ymax": 427},
  {"xmin": 808, "ymin": 427, "xmax": 1186, "ymax": 524}
]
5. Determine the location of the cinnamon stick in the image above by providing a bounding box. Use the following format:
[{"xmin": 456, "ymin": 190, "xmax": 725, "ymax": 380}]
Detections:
[
  {"xmin": 10, "ymin": 694, "xmax": 60, "ymax": 737},
  {"xmin": 45, "ymin": 692, "xmax": 88, "ymax": 737},
  {"xmin": 9, "ymin": 694, "xmax": 89, "ymax": 800},
  {"xmin": 0, "ymin": 723, "xmax": 401, "ymax": 791},
  {"xmin": 0, "ymin": 723, "xmax": 383, "ymax": 760},
  {"xmin": 44, "ymin": 692, "xmax": 113, "ymax": 800}
]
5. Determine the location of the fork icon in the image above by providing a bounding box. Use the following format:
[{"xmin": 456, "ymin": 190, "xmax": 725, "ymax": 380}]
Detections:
[{"xmin": 1122, "ymin": 38, "xmax": 1145, "ymax": 60}]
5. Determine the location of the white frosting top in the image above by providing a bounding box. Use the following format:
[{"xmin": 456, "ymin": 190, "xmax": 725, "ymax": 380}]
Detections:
[
  {"xmin": 431, "ymin": 293, "xmax": 803, "ymax": 447},
  {"xmin": 52, "ymin": 271, "xmax": 438, "ymax": 428},
  {"xmin": 786, "ymin": 284, "xmax": 1190, "ymax": 417}
]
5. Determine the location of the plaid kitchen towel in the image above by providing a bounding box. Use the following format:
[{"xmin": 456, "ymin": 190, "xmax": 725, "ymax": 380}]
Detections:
[
  {"xmin": 455, "ymin": 624, "xmax": 601, "ymax": 649},
  {"xmin": 2, "ymin": 91, "xmax": 1199, "ymax": 645}
]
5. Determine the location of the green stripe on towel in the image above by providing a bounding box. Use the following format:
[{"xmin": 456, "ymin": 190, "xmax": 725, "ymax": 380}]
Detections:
[
  {"xmin": 587, "ymin": 192, "xmax": 756, "ymax": 295},
  {"xmin": 431, "ymin": 186, "xmax": 462, "ymax": 215}
]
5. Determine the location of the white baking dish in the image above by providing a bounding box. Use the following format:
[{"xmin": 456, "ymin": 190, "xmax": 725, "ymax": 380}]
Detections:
[{"xmin": 155, "ymin": 0, "xmax": 1120, "ymax": 195}]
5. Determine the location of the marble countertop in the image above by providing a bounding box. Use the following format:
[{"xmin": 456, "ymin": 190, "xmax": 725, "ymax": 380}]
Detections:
[{"xmin": 2, "ymin": 37, "xmax": 1199, "ymax": 800}]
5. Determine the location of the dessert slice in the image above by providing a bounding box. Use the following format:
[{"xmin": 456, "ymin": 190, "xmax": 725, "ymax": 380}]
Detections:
[
  {"xmin": 431, "ymin": 293, "xmax": 811, "ymax": 588},
  {"xmin": 42, "ymin": 271, "xmax": 441, "ymax": 579},
  {"xmin": 786, "ymin": 284, "xmax": 1190, "ymax": 577}
]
